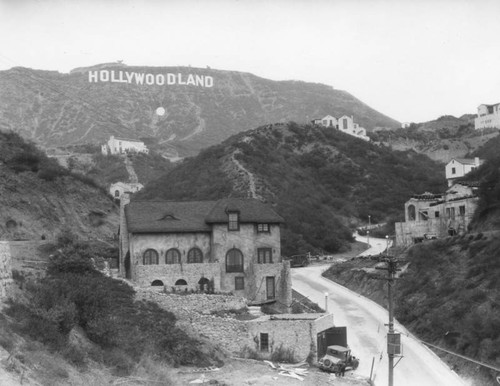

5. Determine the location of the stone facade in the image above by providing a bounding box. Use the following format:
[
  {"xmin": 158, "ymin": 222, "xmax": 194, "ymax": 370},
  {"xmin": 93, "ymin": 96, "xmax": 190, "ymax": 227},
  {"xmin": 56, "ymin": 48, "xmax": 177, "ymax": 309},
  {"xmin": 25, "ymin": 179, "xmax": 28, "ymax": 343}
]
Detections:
[
  {"xmin": 120, "ymin": 197, "xmax": 292, "ymax": 307},
  {"xmin": 246, "ymin": 314, "xmax": 334, "ymax": 361},
  {"xmin": 0, "ymin": 242, "xmax": 13, "ymax": 299},
  {"xmin": 136, "ymin": 288, "xmax": 333, "ymax": 362}
]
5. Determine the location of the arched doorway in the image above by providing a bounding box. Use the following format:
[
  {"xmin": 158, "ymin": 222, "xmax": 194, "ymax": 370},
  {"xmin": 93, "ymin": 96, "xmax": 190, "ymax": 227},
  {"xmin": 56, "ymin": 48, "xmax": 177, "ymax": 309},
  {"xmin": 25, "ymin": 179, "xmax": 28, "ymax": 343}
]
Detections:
[
  {"xmin": 151, "ymin": 280, "xmax": 164, "ymax": 287},
  {"xmin": 198, "ymin": 277, "xmax": 210, "ymax": 292}
]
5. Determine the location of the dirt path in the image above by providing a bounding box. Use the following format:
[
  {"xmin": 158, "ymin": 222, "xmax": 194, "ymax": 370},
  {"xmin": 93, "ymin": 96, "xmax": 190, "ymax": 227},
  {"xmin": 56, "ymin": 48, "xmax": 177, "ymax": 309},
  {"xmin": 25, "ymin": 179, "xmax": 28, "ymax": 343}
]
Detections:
[
  {"xmin": 124, "ymin": 156, "xmax": 138, "ymax": 183},
  {"xmin": 173, "ymin": 358, "xmax": 369, "ymax": 385},
  {"xmin": 231, "ymin": 149, "xmax": 258, "ymax": 199}
]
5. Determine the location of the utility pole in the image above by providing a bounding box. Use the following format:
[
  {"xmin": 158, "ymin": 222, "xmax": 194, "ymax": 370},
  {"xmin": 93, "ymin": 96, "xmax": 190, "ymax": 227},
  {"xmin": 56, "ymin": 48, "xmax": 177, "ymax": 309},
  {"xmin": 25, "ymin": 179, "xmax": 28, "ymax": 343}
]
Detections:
[
  {"xmin": 376, "ymin": 236, "xmax": 401, "ymax": 386},
  {"xmin": 367, "ymin": 215, "xmax": 371, "ymax": 246}
]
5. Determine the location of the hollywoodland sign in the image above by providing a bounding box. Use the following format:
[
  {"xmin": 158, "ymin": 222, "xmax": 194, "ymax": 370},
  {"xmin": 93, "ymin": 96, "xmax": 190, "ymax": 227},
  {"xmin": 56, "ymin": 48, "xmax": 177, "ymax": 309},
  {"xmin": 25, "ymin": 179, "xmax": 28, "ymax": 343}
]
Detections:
[{"xmin": 88, "ymin": 70, "xmax": 214, "ymax": 87}]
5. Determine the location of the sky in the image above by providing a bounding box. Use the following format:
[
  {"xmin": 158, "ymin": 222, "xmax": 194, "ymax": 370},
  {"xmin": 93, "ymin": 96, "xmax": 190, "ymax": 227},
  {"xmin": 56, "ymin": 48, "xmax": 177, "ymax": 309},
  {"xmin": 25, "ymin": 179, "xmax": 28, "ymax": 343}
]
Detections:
[{"xmin": 1, "ymin": 0, "xmax": 499, "ymax": 123}]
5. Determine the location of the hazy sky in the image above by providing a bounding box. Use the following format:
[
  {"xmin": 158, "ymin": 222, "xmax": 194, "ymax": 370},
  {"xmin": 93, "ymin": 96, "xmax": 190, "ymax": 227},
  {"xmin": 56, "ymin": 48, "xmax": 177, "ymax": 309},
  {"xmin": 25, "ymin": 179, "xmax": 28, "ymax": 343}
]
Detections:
[{"xmin": 1, "ymin": 0, "xmax": 499, "ymax": 123}]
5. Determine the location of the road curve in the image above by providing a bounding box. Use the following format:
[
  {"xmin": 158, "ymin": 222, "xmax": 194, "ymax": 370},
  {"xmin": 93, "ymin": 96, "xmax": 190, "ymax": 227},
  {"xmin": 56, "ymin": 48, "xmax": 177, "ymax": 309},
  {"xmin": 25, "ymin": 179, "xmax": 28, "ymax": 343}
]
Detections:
[{"xmin": 292, "ymin": 238, "xmax": 465, "ymax": 386}]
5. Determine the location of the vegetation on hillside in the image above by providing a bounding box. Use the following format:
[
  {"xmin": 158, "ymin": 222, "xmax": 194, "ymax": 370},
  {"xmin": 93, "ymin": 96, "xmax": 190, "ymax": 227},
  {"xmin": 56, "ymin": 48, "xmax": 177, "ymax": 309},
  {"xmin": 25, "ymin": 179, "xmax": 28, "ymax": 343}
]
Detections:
[
  {"xmin": 137, "ymin": 122, "xmax": 445, "ymax": 256},
  {"xmin": 6, "ymin": 232, "xmax": 221, "ymax": 378}
]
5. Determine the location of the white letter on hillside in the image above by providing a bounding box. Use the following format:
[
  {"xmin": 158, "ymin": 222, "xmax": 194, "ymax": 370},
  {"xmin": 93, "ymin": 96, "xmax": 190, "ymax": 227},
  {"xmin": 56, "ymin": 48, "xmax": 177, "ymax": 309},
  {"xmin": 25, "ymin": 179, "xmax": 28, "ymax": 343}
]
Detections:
[
  {"xmin": 167, "ymin": 73, "xmax": 176, "ymax": 85},
  {"xmin": 186, "ymin": 74, "xmax": 195, "ymax": 86},
  {"xmin": 88, "ymin": 71, "xmax": 98, "ymax": 82},
  {"xmin": 134, "ymin": 73, "xmax": 145, "ymax": 85},
  {"xmin": 177, "ymin": 73, "xmax": 186, "ymax": 85},
  {"xmin": 125, "ymin": 72, "xmax": 134, "ymax": 84},
  {"xmin": 156, "ymin": 74, "xmax": 165, "ymax": 85},
  {"xmin": 205, "ymin": 76, "xmax": 213, "ymax": 88},
  {"xmin": 145, "ymin": 74, "xmax": 154, "ymax": 85},
  {"xmin": 99, "ymin": 70, "xmax": 109, "ymax": 82}
]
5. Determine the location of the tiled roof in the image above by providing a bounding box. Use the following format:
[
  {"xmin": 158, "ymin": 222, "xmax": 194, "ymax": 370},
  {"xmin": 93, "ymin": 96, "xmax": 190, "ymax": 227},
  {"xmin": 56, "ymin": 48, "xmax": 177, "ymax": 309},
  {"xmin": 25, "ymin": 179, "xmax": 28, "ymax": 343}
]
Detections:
[
  {"xmin": 125, "ymin": 201, "xmax": 216, "ymax": 233},
  {"xmin": 205, "ymin": 198, "xmax": 284, "ymax": 224},
  {"xmin": 126, "ymin": 198, "xmax": 284, "ymax": 233}
]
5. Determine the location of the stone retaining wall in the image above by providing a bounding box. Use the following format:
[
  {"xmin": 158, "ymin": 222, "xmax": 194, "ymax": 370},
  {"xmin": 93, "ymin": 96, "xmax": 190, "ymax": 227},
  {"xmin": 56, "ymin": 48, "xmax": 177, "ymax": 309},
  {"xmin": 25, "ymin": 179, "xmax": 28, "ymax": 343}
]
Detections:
[{"xmin": 136, "ymin": 289, "xmax": 250, "ymax": 354}]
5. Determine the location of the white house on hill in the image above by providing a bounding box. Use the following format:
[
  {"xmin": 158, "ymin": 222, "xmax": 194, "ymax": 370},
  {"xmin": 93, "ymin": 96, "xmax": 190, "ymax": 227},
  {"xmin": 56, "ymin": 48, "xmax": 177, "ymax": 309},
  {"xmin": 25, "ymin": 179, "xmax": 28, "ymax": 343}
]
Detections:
[
  {"xmin": 475, "ymin": 103, "xmax": 500, "ymax": 130},
  {"xmin": 311, "ymin": 114, "xmax": 369, "ymax": 141},
  {"xmin": 102, "ymin": 136, "xmax": 149, "ymax": 155},
  {"xmin": 445, "ymin": 158, "xmax": 483, "ymax": 187}
]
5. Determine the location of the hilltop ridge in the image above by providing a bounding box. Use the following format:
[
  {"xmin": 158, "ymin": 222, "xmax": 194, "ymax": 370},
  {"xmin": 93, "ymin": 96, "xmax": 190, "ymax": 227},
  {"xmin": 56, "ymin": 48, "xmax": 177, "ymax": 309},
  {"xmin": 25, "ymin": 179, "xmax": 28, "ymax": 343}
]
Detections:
[{"xmin": 0, "ymin": 64, "xmax": 400, "ymax": 157}]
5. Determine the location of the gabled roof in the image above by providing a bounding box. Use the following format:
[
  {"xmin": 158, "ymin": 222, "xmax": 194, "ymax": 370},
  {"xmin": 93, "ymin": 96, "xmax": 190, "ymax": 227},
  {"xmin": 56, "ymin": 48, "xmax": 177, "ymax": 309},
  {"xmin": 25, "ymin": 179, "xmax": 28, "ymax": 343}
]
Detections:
[
  {"xmin": 448, "ymin": 158, "xmax": 479, "ymax": 166},
  {"xmin": 125, "ymin": 198, "xmax": 284, "ymax": 233},
  {"xmin": 125, "ymin": 200, "xmax": 216, "ymax": 233},
  {"xmin": 205, "ymin": 198, "xmax": 284, "ymax": 224}
]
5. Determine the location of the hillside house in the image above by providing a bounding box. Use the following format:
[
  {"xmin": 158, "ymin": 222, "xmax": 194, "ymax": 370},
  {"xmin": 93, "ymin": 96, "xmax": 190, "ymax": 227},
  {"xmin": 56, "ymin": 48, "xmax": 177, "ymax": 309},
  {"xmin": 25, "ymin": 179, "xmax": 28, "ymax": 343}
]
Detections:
[
  {"xmin": 445, "ymin": 158, "xmax": 483, "ymax": 187},
  {"xmin": 311, "ymin": 114, "xmax": 370, "ymax": 141},
  {"xmin": 119, "ymin": 197, "xmax": 292, "ymax": 306},
  {"xmin": 110, "ymin": 182, "xmax": 144, "ymax": 200},
  {"xmin": 102, "ymin": 136, "xmax": 148, "ymax": 155},
  {"xmin": 475, "ymin": 103, "xmax": 500, "ymax": 130},
  {"xmin": 395, "ymin": 182, "xmax": 479, "ymax": 245}
]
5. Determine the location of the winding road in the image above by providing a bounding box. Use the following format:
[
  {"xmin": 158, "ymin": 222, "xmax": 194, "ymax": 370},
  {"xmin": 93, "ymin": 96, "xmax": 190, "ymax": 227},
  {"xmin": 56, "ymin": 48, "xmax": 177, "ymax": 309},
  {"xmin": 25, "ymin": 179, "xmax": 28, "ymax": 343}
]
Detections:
[{"xmin": 291, "ymin": 235, "xmax": 465, "ymax": 386}]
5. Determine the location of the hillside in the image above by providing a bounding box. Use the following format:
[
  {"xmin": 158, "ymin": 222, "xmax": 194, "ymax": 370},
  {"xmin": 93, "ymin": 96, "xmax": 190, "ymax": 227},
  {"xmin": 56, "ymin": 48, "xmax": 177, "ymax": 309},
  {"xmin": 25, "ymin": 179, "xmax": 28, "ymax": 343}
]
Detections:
[
  {"xmin": 370, "ymin": 115, "xmax": 500, "ymax": 163},
  {"xmin": 136, "ymin": 122, "xmax": 446, "ymax": 256},
  {"xmin": 0, "ymin": 131, "xmax": 118, "ymax": 240},
  {"xmin": 0, "ymin": 64, "xmax": 399, "ymax": 157}
]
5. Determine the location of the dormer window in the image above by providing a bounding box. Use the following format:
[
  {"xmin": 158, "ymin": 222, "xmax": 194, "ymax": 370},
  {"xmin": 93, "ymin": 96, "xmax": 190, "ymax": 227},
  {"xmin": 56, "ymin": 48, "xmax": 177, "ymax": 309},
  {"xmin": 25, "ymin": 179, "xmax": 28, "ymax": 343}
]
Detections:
[
  {"xmin": 228, "ymin": 211, "xmax": 239, "ymax": 231},
  {"xmin": 257, "ymin": 223, "xmax": 270, "ymax": 233}
]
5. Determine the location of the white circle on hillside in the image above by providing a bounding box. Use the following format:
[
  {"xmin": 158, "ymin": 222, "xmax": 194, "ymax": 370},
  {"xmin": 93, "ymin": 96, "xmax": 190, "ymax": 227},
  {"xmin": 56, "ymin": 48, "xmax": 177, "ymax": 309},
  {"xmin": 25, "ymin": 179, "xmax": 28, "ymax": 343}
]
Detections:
[{"xmin": 156, "ymin": 107, "xmax": 166, "ymax": 116}]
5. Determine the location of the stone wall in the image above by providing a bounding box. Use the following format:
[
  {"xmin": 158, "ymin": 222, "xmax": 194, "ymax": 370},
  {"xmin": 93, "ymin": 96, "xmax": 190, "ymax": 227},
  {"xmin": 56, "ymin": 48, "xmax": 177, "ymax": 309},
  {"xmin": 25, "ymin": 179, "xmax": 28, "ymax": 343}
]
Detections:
[
  {"xmin": 247, "ymin": 314, "xmax": 333, "ymax": 362},
  {"xmin": 0, "ymin": 242, "xmax": 13, "ymax": 299},
  {"xmin": 136, "ymin": 289, "xmax": 250, "ymax": 354},
  {"xmin": 136, "ymin": 288, "xmax": 327, "ymax": 362}
]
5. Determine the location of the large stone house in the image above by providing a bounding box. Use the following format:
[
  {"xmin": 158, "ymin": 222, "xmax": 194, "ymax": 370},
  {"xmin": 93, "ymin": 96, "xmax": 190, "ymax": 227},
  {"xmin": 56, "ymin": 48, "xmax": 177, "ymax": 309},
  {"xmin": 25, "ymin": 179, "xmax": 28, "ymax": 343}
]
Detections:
[
  {"xmin": 475, "ymin": 103, "xmax": 500, "ymax": 130},
  {"xmin": 102, "ymin": 136, "xmax": 148, "ymax": 155},
  {"xmin": 119, "ymin": 197, "xmax": 292, "ymax": 306},
  {"xmin": 395, "ymin": 182, "xmax": 479, "ymax": 245}
]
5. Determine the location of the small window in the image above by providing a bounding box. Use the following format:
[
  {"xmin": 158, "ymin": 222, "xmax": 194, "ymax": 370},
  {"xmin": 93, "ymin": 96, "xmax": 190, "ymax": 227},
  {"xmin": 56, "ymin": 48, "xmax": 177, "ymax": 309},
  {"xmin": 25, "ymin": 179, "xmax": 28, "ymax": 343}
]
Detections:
[
  {"xmin": 143, "ymin": 249, "xmax": 159, "ymax": 265},
  {"xmin": 258, "ymin": 248, "xmax": 273, "ymax": 264},
  {"xmin": 228, "ymin": 212, "xmax": 239, "ymax": 231},
  {"xmin": 451, "ymin": 167, "xmax": 456, "ymax": 175},
  {"xmin": 435, "ymin": 211, "xmax": 440, "ymax": 218},
  {"xmin": 187, "ymin": 248, "xmax": 203, "ymax": 263},
  {"xmin": 257, "ymin": 223, "xmax": 270, "ymax": 233},
  {"xmin": 459, "ymin": 205, "xmax": 466, "ymax": 216},
  {"xmin": 165, "ymin": 248, "xmax": 180, "ymax": 264},
  {"xmin": 226, "ymin": 248, "xmax": 244, "ymax": 272},
  {"xmin": 235, "ymin": 277, "xmax": 244, "ymax": 290},
  {"xmin": 114, "ymin": 190, "xmax": 120, "ymax": 197},
  {"xmin": 260, "ymin": 333, "xmax": 269, "ymax": 351}
]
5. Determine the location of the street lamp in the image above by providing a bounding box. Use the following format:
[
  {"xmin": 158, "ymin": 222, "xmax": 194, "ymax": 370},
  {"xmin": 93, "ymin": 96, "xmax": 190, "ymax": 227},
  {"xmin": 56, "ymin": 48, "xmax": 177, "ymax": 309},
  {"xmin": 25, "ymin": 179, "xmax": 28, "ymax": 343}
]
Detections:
[{"xmin": 324, "ymin": 292, "xmax": 329, "ymax": 312}]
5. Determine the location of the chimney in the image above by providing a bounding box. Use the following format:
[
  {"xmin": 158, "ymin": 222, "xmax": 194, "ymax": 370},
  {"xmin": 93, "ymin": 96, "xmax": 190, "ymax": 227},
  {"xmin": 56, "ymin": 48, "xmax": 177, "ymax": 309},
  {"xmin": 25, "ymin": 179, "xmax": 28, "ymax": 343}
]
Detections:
[{"xmin": 475, "ymin": 157, "xmax": 480, "ymax": 166}]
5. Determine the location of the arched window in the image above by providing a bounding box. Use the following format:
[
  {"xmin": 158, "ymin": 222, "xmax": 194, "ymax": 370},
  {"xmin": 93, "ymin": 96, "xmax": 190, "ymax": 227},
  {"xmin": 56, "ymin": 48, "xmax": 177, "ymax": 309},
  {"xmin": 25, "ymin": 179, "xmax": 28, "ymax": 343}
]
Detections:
[
  {"xmin": 408, "ymin": 205, "xmax": 416, "ymax": 221},
  {"xmin": 151, "ymin": 280, "xmax": 164, "ymax": 287},
  {"xmin": 187, "ymin": 248, "xmax": 203, "ymax": 263},
  {"xmin": 165, "ymin": 248, "xmax": 180, "ymax": 264},
  {"xmin": 198, "ymin": 277, "xmax": 210, "ymax": 291},
  {"xmin": 143, "ymin": 249, "xmax": 159, "ymax": 265},
  {"xmin": 175, "ymin": 279, "xmax": 187, "ymax": 286},
  {"xmin": 226, "ymin": 248, "xmax": 244, "ymax": 273}
]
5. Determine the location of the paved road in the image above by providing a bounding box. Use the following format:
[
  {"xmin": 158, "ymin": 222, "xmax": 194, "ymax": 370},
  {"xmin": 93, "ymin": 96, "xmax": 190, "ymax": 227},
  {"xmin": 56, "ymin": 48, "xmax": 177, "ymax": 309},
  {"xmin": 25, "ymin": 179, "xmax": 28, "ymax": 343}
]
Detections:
[{"xmin": 292, "ymin": 236, "xmax": 465, "ymax": 386}]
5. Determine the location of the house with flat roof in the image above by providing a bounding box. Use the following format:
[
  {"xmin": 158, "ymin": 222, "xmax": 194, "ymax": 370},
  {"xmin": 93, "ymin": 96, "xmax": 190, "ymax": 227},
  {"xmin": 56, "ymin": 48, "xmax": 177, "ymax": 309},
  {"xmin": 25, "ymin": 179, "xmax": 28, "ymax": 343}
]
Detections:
[
  {"xmin": 475, "ymin": 103, "xmax": 500, "ymax": 130},
  {"xmin": 102, "ymin": 135, "xmax": 148, "ymax": 155}
]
